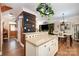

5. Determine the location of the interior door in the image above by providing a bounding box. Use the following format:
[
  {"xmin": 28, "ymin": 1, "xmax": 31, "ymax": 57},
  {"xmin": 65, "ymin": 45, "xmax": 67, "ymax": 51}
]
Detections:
[{"xmin": 9, "ymin": 24, "xmax": 17, "ymax": 39}]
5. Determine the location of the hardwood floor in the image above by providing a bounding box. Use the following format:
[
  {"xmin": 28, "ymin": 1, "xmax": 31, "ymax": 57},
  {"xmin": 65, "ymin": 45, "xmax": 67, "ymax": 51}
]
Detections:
[
  {"xmin": 2, "ymin": 39, "xmax": 24, "ymax": 56},
  {"xmin": 56, "ymin": 40, "xmax": 79, "ymax": 56},
  {"xmin": 2, "ymin": 38, "xmax": 79, "ymax": 56}
]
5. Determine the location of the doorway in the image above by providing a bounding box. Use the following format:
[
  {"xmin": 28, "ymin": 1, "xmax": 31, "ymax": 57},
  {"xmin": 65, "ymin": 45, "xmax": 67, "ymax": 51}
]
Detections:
[
  {"xmin": 2, "ymin": 21, "xmax": 24, "ymax": 56},
  {"xmin": 9, "ymin": 23, "xmax": 17, "ymax": 39}
]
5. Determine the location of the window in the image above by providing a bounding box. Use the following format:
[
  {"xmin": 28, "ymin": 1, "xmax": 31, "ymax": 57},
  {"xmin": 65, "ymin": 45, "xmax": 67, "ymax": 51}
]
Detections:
[{"xmin": 10, "ymin": 24, "xmax": 16, "ymax": 31}]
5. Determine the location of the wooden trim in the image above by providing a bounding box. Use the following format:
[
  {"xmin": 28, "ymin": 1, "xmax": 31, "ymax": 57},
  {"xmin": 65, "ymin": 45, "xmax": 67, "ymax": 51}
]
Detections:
[
  {"xmin": 0, "ymin": 51, "xmax": 2, "ymax": 55},
  {"xmin": 0, "ymin": 4, "xmax": 12, "ymax": 12},
  {"xmin": 0, "ymin": 4, "xmax": 1, "ymax": 51},
  {"xmin": 0, "ymin": 5, "xmax": 3, "ymax": 56}
]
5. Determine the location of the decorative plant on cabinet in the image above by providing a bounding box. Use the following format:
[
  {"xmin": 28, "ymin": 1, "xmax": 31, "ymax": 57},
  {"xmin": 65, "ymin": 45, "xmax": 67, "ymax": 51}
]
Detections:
[{"xmin": 36, "ymin": 3, "xmax": 54, "ymax": 34}]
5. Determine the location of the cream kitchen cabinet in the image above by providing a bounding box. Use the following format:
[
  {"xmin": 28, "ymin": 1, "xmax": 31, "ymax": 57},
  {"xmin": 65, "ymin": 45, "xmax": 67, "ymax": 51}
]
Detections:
[{"xmin": 26, "ymin": 36, "xmax": 58, "ymax": 56}]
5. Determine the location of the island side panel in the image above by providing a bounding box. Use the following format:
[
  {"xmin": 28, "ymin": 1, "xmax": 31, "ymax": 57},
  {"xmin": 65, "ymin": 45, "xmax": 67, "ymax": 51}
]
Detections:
[{"xmin": 26, "ymin": 41, "xmax": 37, "ymax": 56}]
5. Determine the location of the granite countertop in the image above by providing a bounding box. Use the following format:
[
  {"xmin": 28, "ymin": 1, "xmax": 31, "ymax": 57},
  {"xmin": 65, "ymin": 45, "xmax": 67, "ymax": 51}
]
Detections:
[{"xmin": 25, "ymin": 32, "xmax": 58, "ymax": 46}]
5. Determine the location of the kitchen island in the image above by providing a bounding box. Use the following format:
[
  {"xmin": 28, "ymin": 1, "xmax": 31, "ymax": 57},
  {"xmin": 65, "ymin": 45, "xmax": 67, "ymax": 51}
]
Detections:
[{"xmin": 25, "ymin": 32, "xmax": 58, "ymax": 56}]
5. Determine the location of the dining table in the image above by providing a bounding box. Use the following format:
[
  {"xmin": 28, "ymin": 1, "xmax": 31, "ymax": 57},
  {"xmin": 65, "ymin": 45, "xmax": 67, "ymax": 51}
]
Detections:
[{"xmin": 58, "ymin": 32, "xmax": 73, "ymax": 47}]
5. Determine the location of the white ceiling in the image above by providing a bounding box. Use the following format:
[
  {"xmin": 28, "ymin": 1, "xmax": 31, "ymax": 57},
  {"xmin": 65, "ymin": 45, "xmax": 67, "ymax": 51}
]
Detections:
[{"xmin": 4, "ymin": 3, "xmax": 79, "ymax": 19}]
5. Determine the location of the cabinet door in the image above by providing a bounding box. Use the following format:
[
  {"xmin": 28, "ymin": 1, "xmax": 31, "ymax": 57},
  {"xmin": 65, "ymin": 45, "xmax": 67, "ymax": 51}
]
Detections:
[
  {"xmin": 49, "ymin": 39, "xmax": 58, "ymax": 56},
  {"xmin": 38, "ymin": 43, "xmax": 50, "ymax": 56},
  {"xmin": 49, "ymin": 43, "xmax": 56, "ymax": 56}
]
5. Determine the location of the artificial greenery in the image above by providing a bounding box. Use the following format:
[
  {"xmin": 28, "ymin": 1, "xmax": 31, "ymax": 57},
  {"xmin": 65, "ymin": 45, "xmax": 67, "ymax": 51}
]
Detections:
[
  {"xmin": 36, "ymin": 3, "xmax": 54, "ymax": 34},
  {"xmin": 36, "ymin": 3, "xmax": 54, "ymax": 20}
]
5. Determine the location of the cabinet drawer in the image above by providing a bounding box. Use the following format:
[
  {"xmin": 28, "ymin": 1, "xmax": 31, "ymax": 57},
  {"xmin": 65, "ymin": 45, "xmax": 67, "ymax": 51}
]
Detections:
[
  {"xmin": 40, "ymin": 41, "xmax": 50, "ymax": 48},
  {"xmin": 39, "ymin": 38, "xmax": 58, "ymax": 48},
  {"xmin": 38, "ymin": 38, "xmax": 58, "ymax": 56},
  {"xmin": 49, "ymin": 40, "xmax": 58, "ymax": 55}
]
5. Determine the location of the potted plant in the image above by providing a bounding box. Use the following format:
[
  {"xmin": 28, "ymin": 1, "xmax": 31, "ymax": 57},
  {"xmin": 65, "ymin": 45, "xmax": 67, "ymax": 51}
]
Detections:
[{"xmin": 36, "ymin": 3, "xmax": 54, "ymax": 34}]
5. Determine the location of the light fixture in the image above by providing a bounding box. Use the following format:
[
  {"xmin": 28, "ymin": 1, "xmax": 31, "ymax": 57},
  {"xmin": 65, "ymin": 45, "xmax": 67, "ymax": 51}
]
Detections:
[
  {"xmin": 36, "ymin": 3, "xmax": 54, "ymax": 17},
  {"xmin": 62, "ymin": 13, "xmax": 64, "ymax": 20},
  {"xmin": 61, "ymin": 13, "xmax": 65, "ymax": 25}
]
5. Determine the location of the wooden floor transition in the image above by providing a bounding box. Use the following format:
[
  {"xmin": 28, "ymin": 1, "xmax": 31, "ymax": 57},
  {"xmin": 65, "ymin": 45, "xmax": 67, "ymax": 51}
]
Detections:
[
  {"xmin": 2, "ymin": 39, "xmax": 24, "ymax": 56},
  {"xmin": 56, "ymin": 40, "xmax": 79, "ymax": 56}
]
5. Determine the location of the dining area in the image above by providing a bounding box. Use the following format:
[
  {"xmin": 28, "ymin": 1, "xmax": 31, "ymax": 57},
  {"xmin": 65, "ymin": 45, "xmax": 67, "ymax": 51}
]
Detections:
[
  {"xmin": 58, "ymin": 32, "xmax": 73, "ymax": 48},
  {"xmin": 58, "ymin": 19, "xmax": 73, "ymax": 47},
  {"xmin": 54, "ymin": 20, "xmax": 79, "ymax": 55}
]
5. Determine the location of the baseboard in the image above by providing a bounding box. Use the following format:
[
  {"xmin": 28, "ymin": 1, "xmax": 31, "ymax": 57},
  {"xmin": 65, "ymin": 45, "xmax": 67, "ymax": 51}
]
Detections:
[{"xmin": 0, "ymin": 51, "xmax": 2, "ymax": 56}]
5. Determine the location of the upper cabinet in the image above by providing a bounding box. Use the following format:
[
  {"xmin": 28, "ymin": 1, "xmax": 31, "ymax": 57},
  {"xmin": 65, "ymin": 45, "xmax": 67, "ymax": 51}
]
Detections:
[{"xmin": 20, "ymin": 11, "xmax": 36, "ymax": 33}]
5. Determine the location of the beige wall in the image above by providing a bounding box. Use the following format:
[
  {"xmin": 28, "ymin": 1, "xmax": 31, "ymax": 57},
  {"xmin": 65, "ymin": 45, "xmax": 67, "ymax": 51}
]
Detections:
[{"xmin": 1, "ymin": 14, "xmax": 16, "ymax": 30}]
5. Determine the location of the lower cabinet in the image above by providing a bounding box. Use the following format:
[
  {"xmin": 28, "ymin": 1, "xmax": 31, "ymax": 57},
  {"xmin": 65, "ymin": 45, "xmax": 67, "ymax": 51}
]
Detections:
[
  {"xmin": 38, "ymin": 41, "xmax": 51, "ymax": 56},
  {"xmin": 49, "ymin": 40, "xmax": 58, "ymax": 56},
  {"xmin": 26, "ymin": 38, "xmax": 58, "ymax": 56}
]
